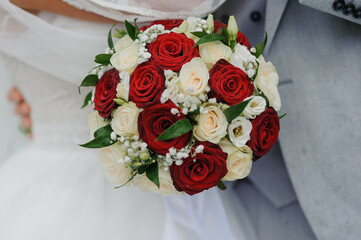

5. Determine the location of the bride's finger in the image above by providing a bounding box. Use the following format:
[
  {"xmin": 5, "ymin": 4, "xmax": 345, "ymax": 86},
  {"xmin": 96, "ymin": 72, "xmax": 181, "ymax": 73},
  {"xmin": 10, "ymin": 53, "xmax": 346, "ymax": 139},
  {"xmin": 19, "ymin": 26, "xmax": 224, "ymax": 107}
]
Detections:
[
  {"xmin": 7, "ymin": 87, "xmax": 23, "ymax": 103},
  {"xmin": 17, "ymin": 102, "xmax": 31, "ymax": 116},
  {"xmin": 21, "ymin": 116, "xmax": 32, "ymax": 129}
]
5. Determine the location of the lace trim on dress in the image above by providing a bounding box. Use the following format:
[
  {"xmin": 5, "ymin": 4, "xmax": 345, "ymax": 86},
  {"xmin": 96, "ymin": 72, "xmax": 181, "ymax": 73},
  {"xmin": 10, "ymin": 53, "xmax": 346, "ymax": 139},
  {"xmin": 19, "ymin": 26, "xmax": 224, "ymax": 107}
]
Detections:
[{"xmin": 62, "ymin": 0, "xmax": 226, "ymax": 21}]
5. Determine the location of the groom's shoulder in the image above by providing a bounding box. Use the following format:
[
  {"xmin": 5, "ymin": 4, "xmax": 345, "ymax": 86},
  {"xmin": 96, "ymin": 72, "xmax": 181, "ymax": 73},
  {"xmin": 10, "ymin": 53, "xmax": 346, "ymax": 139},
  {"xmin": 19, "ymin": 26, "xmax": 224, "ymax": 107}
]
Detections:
[{"xmin": 299, "ymin": 0, "xmax": 361, "ymax": 25}]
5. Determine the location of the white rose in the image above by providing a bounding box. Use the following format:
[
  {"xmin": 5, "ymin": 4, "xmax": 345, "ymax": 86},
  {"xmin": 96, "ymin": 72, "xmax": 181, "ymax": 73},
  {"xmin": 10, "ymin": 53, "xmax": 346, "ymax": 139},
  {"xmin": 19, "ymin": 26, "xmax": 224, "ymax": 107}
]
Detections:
[
  {"xmin": 193, "ymin": 105, "xmax": 227, "ymax": 144},
  {"xmin": 134, "ymin": 168, "xmax": 180, "ymax": 196},
  {"xmin": 88, "ymin": 110, "xmax": 107, "ymax": 137},
  {"xmin": 243, "ymin": 96, "xmax": 266, "ymax": 119},
  {"xmin": 219, "ymin": 139, "xmax": 253, "ymax": 181},
  {"xmin": 199, "ymin": 41, "xmax": 232, "ymax": 69},
  {"xmin": 99, "ymin": 143, "xmax": 134, "ymax": 185},
  {"xmin": 111, "ymin": 102, "xmax": 140, "ymax": 136},
  {"xmin": 179, "ymin": 57, "xmax": 209, "ymax": 96},
  {"xmin": 114, "ymin": 35, "xmax": 133, "ymax": 52},
  {"xmin": 110, "ymin": 43, "xmax": 139, "ymax": 74},
  {"xmin": 228, "ymin": 116, "xmax": 252, "ymax": 148},
  {"xmin": 230, "ymin": 43, "xmax": 257, "ymax": 78},
  {"xmin": 255, "ymin": 56, "xmax": 281, "ymax": 111}
]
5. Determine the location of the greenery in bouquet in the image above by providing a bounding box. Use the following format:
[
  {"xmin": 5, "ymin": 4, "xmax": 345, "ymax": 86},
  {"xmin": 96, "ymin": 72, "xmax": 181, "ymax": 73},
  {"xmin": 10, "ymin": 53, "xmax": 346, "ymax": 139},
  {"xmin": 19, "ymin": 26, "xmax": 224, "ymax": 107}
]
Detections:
[{"xmin": 79, "ymin": 15, "xmax": 284, "ymax": 196}]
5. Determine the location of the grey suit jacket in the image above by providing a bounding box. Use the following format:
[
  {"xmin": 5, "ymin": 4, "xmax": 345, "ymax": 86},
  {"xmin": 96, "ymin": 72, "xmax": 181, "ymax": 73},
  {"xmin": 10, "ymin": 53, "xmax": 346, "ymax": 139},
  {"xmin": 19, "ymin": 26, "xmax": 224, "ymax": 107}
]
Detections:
[
  {"xmin": 266, "ymin": 0, "xmax": 361, "ymax": 239},
  {"xmin": 217, "ymin": 0, "xmax": 361, "ymax": 239}
]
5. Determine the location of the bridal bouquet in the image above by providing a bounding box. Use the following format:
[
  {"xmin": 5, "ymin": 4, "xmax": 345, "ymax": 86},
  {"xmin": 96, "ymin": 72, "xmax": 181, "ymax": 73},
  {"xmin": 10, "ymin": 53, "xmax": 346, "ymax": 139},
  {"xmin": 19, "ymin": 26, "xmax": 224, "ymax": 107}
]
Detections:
[{"xmin": 79, "ymin": 15, "xmax": 283, "ymax": 196}]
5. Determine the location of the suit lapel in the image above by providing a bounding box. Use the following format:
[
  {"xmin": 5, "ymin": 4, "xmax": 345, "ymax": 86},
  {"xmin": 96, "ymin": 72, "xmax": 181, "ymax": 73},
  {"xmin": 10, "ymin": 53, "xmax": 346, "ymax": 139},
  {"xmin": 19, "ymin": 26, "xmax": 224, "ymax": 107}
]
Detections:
[{"xmin": 264, "ymin": 0, "xmax": 289, "ymax": 54}]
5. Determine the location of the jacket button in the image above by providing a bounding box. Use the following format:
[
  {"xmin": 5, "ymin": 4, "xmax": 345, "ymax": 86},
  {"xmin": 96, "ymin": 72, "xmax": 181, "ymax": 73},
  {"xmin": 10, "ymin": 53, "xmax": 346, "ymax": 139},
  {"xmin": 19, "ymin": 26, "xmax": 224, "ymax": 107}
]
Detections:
[
  {"xmin": 342, "ymin": 3, "xmax": 356, "ymax": 15},
  {"xmin": 250, "ymin": 11, "xmax": 262, "ymax": 22},
  {"xmin": 333, "ymin": 0, "xmax": 345, "ymax": 11},
  {"xmin": 353, "ymin": 8, "xmax": 361, "ymax": 19}
]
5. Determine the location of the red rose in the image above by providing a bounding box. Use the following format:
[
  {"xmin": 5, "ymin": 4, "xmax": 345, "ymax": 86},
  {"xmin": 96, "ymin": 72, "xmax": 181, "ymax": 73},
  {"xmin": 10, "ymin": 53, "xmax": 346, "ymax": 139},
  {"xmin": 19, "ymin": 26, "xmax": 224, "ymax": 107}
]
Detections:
[
  {"xmin": 170, "ymin": 141, "xmax": 228, "ymax": 195},
  {"xmin": 149, "ymin": 32, "xmax": 199, "ymax": 72},
  {"xmin": 214, "ymin": 20, "xmax": 251, "ymax": 49},
  {"xmin": 129, "ymin": 61, "xmax": 165, "ymax": 109},
  {"xmin": 138, "ymin": 101, "xmax": 191, "ymax": 155},
  {"xmin": 248, "ymin": 108, "xmax": 280, "ymax": 160},
  {"xmin": 208, "ymin": 59, "xmax": 254, "ymax": 106},
  {"xmin": 94, "ymin": 69, "xmax": 120, "ymax": 119},
  {"xmin": 140, "ymin": 19, "xmax": 184, "ymax": 31}
]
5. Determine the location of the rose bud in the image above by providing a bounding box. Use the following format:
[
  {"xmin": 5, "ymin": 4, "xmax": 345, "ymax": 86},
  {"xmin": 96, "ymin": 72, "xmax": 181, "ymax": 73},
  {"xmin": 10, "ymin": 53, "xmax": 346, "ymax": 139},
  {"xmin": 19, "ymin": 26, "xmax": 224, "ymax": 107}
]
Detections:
[{"xmin": 227, "ymin": 16, "xmax": 238, "ymax": 44}]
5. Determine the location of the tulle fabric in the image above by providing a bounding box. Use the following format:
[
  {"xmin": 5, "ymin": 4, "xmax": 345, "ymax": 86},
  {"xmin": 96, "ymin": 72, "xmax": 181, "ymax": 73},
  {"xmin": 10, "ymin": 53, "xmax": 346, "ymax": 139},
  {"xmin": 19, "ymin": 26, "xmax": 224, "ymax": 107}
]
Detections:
[
  {"xmin": 0, "ymin": 1, "xmax": 255, "ymax": 239},
  {"xmin": 62, "ymin": 0, "xmax": 225, "ymax": 21}
]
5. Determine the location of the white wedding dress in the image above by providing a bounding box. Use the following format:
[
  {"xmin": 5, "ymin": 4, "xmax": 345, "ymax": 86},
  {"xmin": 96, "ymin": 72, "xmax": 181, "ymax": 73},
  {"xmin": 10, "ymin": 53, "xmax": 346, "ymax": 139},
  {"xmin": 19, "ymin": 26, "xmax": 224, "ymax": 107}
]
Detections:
[{"xmin": 0, "ymin": 1, "xmax": 257, "ymax": 239}]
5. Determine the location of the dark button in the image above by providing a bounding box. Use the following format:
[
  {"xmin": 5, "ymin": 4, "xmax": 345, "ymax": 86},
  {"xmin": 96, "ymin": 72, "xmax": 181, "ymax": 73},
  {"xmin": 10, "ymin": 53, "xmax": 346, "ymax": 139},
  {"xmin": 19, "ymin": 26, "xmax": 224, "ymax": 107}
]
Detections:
[
  {"xmin": 251, "ymin": 11, "xmax": 262, "ymax": 22},
  {"xmin": 353, "ymin": 8, "xmax": 361, "ymax": 19},
  {"xmin": 333, "ymin": 0, "xmax": 345, "ymax": 11},
  {"xmin": 250, "ymin": 11, "xmax": 262, "ymax": 22},
  {"xmin": 342, "ymin": 3, "xmax": 355, "ymax": 15}
]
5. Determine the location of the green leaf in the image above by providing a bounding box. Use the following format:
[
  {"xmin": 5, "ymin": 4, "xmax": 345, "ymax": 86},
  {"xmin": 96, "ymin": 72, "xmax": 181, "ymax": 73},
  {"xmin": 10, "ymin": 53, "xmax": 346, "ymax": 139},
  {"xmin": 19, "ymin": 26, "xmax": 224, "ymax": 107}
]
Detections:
[
  {"xmin": 156, "ymin": 118, "xmax": 193, "ymax": 141},
  {"xmin": 279, "ymin": 113, "xmax": 287, "ymax": 120},
  {"xmin": 94, "ymin": 54, "xmax": 112, "ymax": 65},
  {"xmin": 191, "ymin": 31, "xmax": 208, "ymax": 38},
  {"xmin": 93, "ymin": 125, "xmax": 112, "ymax": 138},
  {"xmin": 81, "ymin": 91, "xmax": 92, "ymax": 109},
  {"xmin": 223, "ymin": 99, "xmax": 252, "ymax": 122},
  {"xmin": 113, "ymin": 29, "xmax": 127, "ymax": 39},
  {"xmin": 194, "ymin": 33, "xmax": 226, "ymax": 47},
  {"xmin": 80, "ymin": 74, "xmax": 99, "ymax": 87},
  {"xmin": 188, "ymin": 131, "xmax": 194, "ymax": 148},
  {"xmin": 80, "ymin": 125, "xmax": 115, "ymax": 148},
  {"xmin": 114, "ymin": 173, "xmax": 137, "ymax": 189},
  {"xmin": 188, "ymin": 108, "xmax": 200, "ymax": 115},
  {"xmin": 137, "ymin": 166, "xmax": 147, "ymax": 175},
  {"xmin": 221, "ymin": 25, "xmax": 227, "ymax": 40},
  {"xmin": 258, "ymin": 91, "xmax": 270, "ymax": 107},
  {"xmin": 217, "ymin": 181, "xmax": 227, "ymax": 190},
  {"xmin": 108, "ymin": 24, "xmax": 116, "ymax": 50},
  {"xmin": 125, "ymin": 20, "xmax": 136, "ymax": 41},
  {"xmin": 254, "ymin": 32, "xmax": 268, "ymax": 58},
  {"xmin": 134, "ymin": 18, "xmax": 140, "ymax": 38},
  {"xmin": 146, "ymin": 162, "xmax": 160, "ymax": 188}
]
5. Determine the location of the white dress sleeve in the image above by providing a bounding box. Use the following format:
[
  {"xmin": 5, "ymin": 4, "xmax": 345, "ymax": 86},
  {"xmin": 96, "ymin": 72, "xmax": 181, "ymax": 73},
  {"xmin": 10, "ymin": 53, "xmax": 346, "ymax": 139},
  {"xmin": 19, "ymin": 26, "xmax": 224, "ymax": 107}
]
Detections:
[{"xmin": 61, "ymin": 0, "xmax": 226, "ymax": 22}]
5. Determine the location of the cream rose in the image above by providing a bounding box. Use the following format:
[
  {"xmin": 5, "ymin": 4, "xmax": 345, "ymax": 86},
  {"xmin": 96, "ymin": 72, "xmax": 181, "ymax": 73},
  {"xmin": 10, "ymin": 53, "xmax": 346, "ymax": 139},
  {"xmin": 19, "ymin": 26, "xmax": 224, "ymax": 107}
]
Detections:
[
  {"xmin": 88, "ymin": 110, "xmax": 107, "ymax": 137},
  {"xmin": 243, "ymin": 96, "xmax": 266, "ymax": 119},
  {"xmin": 110, "ymin": 43, "xmax": 139, "ymax": 74},
  {"xmin": 255, "ymin": 56, "xmax": 281, "ymax": 111},
  {"xmin": 199, "ymin": 41, "xmax": 232, "ymax": 69},
  {"xmin": 114, "ymin": 35, "xmax": 133, "ymax": 52},
  {"xmin": 228, "ymin": 116, "xmax": 252, "ymax": 148},
  {"xmin": 111, "ymin": 102, "xmax": 140, "ymax": 136},
  {"xmin": 134, "ymin": 168, "xmax": 180, "ymax": 196},
  {"xmin": 179, "ymin": 57, "xmax": 209, "ymax": 96},
  {"xmin": 99, "ymin": 143, "xmax": 134, "ymax": 185},
  {"xmin": 193, "ymin": 105, "xmax": 228, "ymax": 144},
  {"xmin": 219, "ymin": 139, "xmax": 253, "ymax": 181}
]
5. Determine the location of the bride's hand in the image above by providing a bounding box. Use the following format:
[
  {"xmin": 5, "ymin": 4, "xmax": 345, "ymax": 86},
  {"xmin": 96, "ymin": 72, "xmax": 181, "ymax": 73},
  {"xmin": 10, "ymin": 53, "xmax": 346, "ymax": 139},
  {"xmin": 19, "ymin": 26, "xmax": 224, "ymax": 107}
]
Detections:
[
  {"xmin": 10, "ymin": 0, "xmax": 114, "ymax": 22},
  {"xmin": 8, "ymin": 87, "xmax": 32, "ymax": 134}
]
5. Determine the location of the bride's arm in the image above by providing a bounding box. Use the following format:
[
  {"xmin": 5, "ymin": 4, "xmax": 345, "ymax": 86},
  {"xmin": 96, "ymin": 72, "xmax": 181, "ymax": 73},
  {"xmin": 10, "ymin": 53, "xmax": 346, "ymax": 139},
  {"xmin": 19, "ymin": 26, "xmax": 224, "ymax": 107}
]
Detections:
[{"xmin": 10, "ymin": 0, "xmax": 114, "ymax": 22}]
